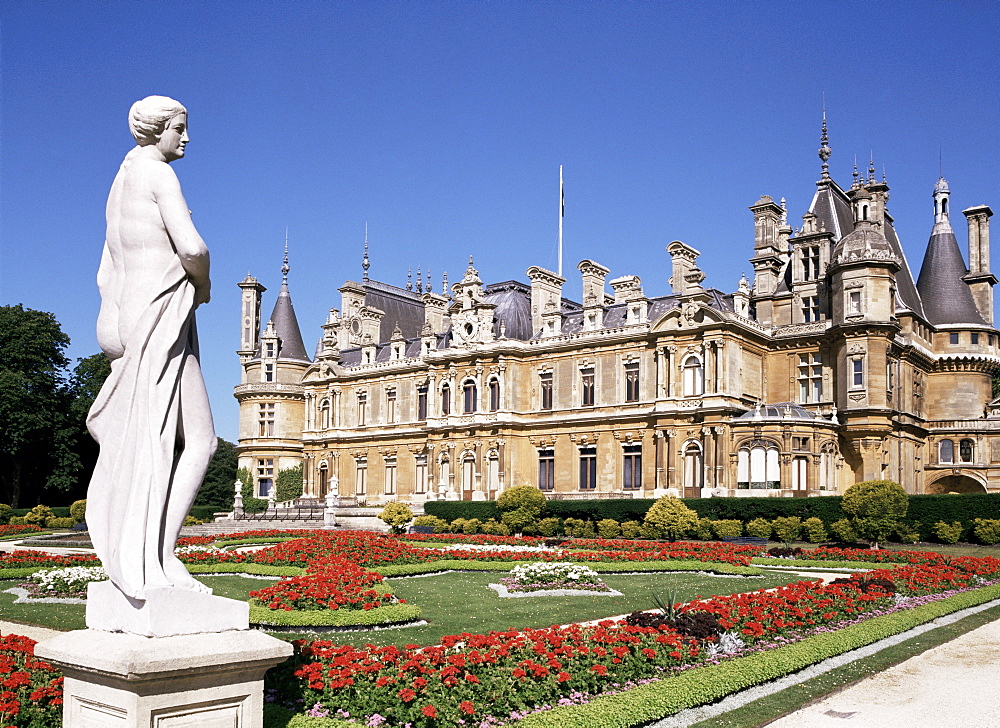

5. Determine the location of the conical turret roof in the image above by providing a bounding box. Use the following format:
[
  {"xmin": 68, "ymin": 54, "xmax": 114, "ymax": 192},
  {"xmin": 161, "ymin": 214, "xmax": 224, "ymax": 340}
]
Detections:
[
  {"xmin": 265, "ymin": 281, "xmax": 311, "ymax": 362},
  {"xmin": 916, "ymin": 179, "xmax": 986, "ymax": 326}
]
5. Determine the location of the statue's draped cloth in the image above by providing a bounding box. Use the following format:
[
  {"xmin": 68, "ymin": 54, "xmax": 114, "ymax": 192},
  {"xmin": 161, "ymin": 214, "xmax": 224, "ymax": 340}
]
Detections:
[{"xmin": 87, "ymin": 255, "xmax": 197, "ymax": 600}]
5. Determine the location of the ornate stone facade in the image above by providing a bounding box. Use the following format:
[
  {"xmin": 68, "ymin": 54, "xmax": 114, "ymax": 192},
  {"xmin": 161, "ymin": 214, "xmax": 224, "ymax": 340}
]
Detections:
[{"xmin": 236, "ymin": 145, "xmax": 1000, "ymax": 504}]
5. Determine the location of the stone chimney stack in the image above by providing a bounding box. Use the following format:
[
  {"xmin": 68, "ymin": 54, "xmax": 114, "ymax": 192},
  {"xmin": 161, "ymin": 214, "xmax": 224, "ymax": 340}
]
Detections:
[
  {"xmin": 527, "ymin": 266, "xmax": 565, "ymax": 338},
  {"xmin": 666, "ymin": 241, "xmax": 701, "ymax": 295},
  {"xmin": 963, "ymin": 205, "xmax": 996, "ymax": 324},
  {"xmin": 237, "ymin": 274, "xmax": 266, "ymax": 369},
  {"xmin": 578, "ymin": 259, "xmax": 610, "ymax": 331}
]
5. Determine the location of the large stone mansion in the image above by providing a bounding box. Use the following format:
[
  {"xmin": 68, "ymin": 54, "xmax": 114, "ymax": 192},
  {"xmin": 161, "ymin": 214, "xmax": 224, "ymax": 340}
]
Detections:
[{"xmin": 235, "ymin": 137, "xmax": 998, "ymax": 505}]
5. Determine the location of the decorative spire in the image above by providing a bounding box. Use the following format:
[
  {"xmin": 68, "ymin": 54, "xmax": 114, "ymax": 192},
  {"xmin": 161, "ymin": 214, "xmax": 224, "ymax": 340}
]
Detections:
[
  {"xmin": 416, "ymin": 266, "xmax": 422, "ymax": 292},
  {"xmin": 406, "ymin": 267, "xmax": 412, "ymax": 291},
  {"xmin": 362, "ymin": 223, "xmax": 370, "ymax": 282},
  {"xmin": 442, "ymin": 271, "xmax": 449, "ymax": 298},
  {"xmin": 281, "ymin": 229, "xmax": 290, "ymax": 285},
  {"xmin": 868, "ymin": 154, "xmax": 875, "ymax": 184},
  {"xmin": 780, "ymin": 197, "xmax": 787, "ymax": 225},
  {"xmin": 425, "ymin": 268, "xmax": 432, "ymax": 293},
  {"xmin": 818, "ymin": 103, "xmax": 832, "ymax": 179},
  {"xmin": 882, "ymin": 165, "xmax": 887, "ymax": 184},
  {"xmin": 852, "ymin": 156, "xmax": 859, "ymax": 186}
]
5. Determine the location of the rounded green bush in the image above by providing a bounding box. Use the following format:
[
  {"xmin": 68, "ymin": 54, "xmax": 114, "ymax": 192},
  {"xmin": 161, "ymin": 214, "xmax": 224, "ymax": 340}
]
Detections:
[
  {"xmin": 0, "ymin": 504, "xmax": 12, "ymax": 526},
  {"xmin": 411, "ymin": 515, "xmax": 448, "ymax": 533},
  {"xmin": 480, "ymin": 518, "xmax": 511, "ymax": 536},
  {"xmin": 772, "ymin": 516, "xmax": 803, "ymax": 543},
  {"xmin": 378, "ymin": 502, "xmax": 414, "ymax": 534},
  {"xmin": 932, "ymin": 520, "xmax": 963, "ymax": 544},
  {"xmin": 24, "ymin": 505, "xmax": 54, "ymax": 525},
  {"xmin": 69, "ymin": 499, "xmax": 87, "ymax": 524},
  {"xmin": 643, "ymin": 496, "xmax": 698, "ymax": 540},
  {"xmin": 802, "ymin": 517, "xmax": 828, "ymax": 543},
  {"xmin": 538, "ymin": 517, "xmax": 562, "ymax": 537},
  {"xmin": 597, "ymin": 518, "xmax": 622, "ymax": 539},
  {"xmin": 711, "ymin": 519, "xmax": 743, "ymax": 540},
  {"xmin": 842, "ymin": 479, "xmax": 908, "ymax": 548},
  {"xmin": 45, "ymin": 516, "xmax": 76, "ymax": 529},
  {"xmin": 830, "ymin": 518, "xmax": 858, "ymax": 544},
  {"xmin": 621, "ymin": 521, "xmax": 643, "ymax": 539},
  {"xmin": 973, "ymin": 518, "xmax": 1000, "ymax": 545},
  {"xmin": 497, "ymin": 485, "xmax": 546, "ymax": 516},
  {"xmin": 745, "ymin": 517, "xmax": 772, "ymax": 539}
]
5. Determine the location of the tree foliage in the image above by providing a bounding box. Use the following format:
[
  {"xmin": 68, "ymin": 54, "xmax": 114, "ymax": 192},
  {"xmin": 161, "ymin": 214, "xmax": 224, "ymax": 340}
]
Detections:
[
  {"xmin": 276, "ymin": 464, "xmax": 304, "ymax": 503},
  {"xmin": 194, "ymin": 438, "xmax": 239, "ymax": 509},
  {"xmin": 497, "ymin": 485, "xmax": 547, "ymax": 536},
  {"xmin": 644, "ymin": 496, "xmax": 699, "ymax": 541},
  {"xmin": 238, "ymin": 466, "xmax": 268, "ymax": 512},
  {"xmin": 841, "ymin": 479, "xmax": 908, "ymax": 549},
  {"xmin": 379, "ymin": 502, "xmax": 414, "ymax": 533}
]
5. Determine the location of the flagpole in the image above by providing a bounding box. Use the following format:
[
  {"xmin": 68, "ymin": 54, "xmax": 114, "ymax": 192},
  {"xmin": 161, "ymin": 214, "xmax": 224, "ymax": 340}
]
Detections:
[{"xmin": 558, "ymin": 165, "xmax": 563, "ymax": 277}]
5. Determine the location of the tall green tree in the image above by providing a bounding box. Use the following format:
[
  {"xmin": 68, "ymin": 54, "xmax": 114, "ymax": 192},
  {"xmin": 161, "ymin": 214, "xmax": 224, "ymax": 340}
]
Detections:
[
  {"xmin": 63, "ymin": 353, "xmax": 112, "ymax": 501},
  {"xmin": 0, "ymin": 305, "xmax": 77, "ymax": 506},
  {"xmin": 194, "ymin": 438, "xmax": 239, "ymax": 509}
]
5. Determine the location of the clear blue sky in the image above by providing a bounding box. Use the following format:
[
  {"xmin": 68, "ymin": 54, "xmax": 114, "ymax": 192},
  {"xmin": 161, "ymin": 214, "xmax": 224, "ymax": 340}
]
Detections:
[{"xmin": 2, "ymin": 1, "xmax": 998, "ymax": 442}]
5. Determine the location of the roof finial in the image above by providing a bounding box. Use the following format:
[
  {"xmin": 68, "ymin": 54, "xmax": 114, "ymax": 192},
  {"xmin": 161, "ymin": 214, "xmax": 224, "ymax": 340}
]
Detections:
[
  {"xmin": 852, "ymin": 155, "xmax": 859, "ymax": 186},
  {"xmin": 362, "ymin": 222, "xmax": 370, "ymax": 282},
  {"xmin": 442, "ymin": 271, "xmax": 449, "ymax": 298},
  {"xmin": 818, "ymin": 99, "xmax": 832, "ymax": 179},
  {"xmin": 416, "ymin": 265, "xmax": 422, "ymax": 291},
  {"xmin": 868, "ymin": 153, "xmax": 875, "ymax": 184},
  {"xmin": 780, "ymin": 197, "xmax": 787, "ymax": 225},
  {"xmin": 425, "ymin": 268, "xmax": 432, "ymax": 293},
  {"xmin": 406, "ymin": 267, "xmax": 412, "ymax": 291},
  {"xmin": 281, "ymin": 228, "xmax": 290, "ymax": 285},
  {"xmin": 882, "ymin": 164, "xmax": 887, "ymax": 184}
]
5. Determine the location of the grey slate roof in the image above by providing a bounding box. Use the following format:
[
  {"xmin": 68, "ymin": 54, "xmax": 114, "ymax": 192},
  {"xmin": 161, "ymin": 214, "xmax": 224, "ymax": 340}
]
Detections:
[
  {"xmin": 484, "ymin": 281, "xmax": 534, "ymax": 340},
  {"xmin": 916, "ymin": 220, "xmax": 987, "ymax": 325},
  {"xmin": 266, "ymin": 282, "xmax": 311, "ymax": 362},
  {"xmin": 733, "ymin": 401, "xmax": 830, "ymax": 422},
  {"xmin": 362, "ymin": 280, "xmax": 426, "ymax": 341}
]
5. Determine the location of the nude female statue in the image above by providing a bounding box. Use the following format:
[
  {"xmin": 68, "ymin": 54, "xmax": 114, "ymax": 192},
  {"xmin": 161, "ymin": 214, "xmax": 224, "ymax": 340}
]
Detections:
[{"xmin": 88, "ymin": 96, "xmax": 216, "ymax": 600}]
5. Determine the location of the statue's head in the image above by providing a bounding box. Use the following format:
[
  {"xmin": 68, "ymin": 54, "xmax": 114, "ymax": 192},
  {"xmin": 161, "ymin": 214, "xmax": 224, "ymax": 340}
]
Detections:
[{"xmin": 128, "ymin": 96, "xmax": 187, "ymax": 146}]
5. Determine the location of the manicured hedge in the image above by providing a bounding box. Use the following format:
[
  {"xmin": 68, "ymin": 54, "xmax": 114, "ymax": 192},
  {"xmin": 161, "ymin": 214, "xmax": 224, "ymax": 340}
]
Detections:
[
  {"xmin": 371, "ymin": 560, "xmax": 761, "ymax": 578},
  {"xmin": 249, "ymin": 602, "xmax": 420, "ymax": 628},
  {"xmin": 12, "ymin": 507, "xmax": 70, "ymax": 518},
  {"xmin": 189, "ymin": 505, "xmax": 222, "ymax": 521},
  {"xmin": 426, "ymin": 493, "xmax": 1000, "ymax": 536}
]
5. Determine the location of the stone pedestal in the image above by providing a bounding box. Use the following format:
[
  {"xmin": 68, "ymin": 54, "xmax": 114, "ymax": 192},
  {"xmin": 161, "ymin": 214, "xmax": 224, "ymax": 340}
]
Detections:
[
  {"xmin": 86, "ymin": 581, "xmax": 249, "ymax": 637},
  {"xmin": 35, "ymin": 629, "xmax": 292, "ymax": 728}
]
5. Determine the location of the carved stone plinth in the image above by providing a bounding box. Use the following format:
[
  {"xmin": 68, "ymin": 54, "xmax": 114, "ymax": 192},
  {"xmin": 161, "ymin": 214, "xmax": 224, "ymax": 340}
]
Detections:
[{"xmin": 35, "ymin": 629, "xmax": 292, "ymax": 728}]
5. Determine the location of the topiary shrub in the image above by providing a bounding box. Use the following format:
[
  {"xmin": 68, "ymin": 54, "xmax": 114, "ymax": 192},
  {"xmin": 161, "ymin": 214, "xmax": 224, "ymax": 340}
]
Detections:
[
  {"xmin": 597, "ymin": 518, "xmax": 622, "ymax": 539},
  {"xmin": 802, "ymin": 517, "xmax": 828, "ymax": 543},
  {"xmin": 24, "ymin": 505, "xmax": 54, "ymax": 525},
  {"xmin": 711, "ymin": 519, "xmax": 743, "ymax": 540},
  {"xmin": 643, "ymin": 496, "xmax": 699, "ymax": 541},
  {"xmin": 449, "ymin": 518, "xmax": 470, "ymax": 534},
  {"xmin": 621, "ymin": 521, "xmax": 642, "ymax": 540},
  {"xmin": 772, "ymin": 516, "xmax": 802, "ymax": 544},
  {"xmin": 639, "ymin": 522, "xmax": 661, "ymax": 540},
  {"xmin": 378, "ymin": 502, "xmax": 414, "ymax": 534},
  {"xmin": 8, "ymin": 516, "xmax": 27, "ymax": 526},
  {"xmin": 829, "ymin": 518, "xmax": 858, "ymax": 544},
  {"xmin": 182, "ymin": 515, "xmax": 203, "ymax": 526},
  {"xmin": 44, "ymin": 517, "xmax": 75, "ymax": 529},
  {"xmin": 931, "ymin": 520, "xmax": 963, "ymax": 544},
  {"xmin": 0, "ymin": 504, "xmax": 12, "ymax": 526},
  {"xmin": 563, "ymin": 518, "xmax": 595, "ymax": 539},
  {"xmin": 481, "ymin": 519, "xmax": 511, "ymax": 536},
  {"xmin": 537, "ymin": 517, "xmax": 562, "ymax": 537},
  {"xmin": 973, "ymin": 518, "xmax": 1000, "ymax": 545},
  {"xmin": 69, "ymin": 499, "xmax": 87, "ymax": 524},
  {"xmin": 693, "ymin": 518, "xmax": 714, "ymax": 541},
  {"xmin": 462, "ymin": 518, "xmax": 481, "ymax": 535},
  {"xmin": 745, "ymin": 517, "xmax": 772, "ymax": 540},
  {"xmin": 411, "ymin": 515, "xmax": 448, "ymax": 532},
  {"xmin": 893, "ymin": 522, "xmax": 921, "ymax": 544},
  {"xmin": 497, "ymin": 485, "xmax": 546, "ymax": 535},
  {"xmin": 842, "ymin": 479, "xmax": 908, "ymax": 549}
]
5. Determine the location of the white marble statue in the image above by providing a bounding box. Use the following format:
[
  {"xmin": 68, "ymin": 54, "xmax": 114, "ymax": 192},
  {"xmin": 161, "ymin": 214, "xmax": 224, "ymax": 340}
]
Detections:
[{"xmin": 87, "ymin": 96, "xmax": 217, "ymax": 601}]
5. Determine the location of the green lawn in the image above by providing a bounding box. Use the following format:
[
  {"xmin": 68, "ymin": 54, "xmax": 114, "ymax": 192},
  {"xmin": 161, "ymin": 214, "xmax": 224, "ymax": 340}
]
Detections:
[{"xmin": 278, "ymin": 569, "xmax": 800, "ymax": 648}]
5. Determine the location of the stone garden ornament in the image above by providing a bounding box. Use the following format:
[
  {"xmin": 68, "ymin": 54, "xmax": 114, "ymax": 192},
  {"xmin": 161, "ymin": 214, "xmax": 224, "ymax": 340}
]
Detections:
[{"xmin": 85, "ymin": 96, "xmax": 246, "ymax": 635}]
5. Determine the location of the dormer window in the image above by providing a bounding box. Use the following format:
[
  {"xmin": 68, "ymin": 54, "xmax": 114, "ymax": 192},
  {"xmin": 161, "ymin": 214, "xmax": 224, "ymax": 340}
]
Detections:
[{"xmin": 265, "ymin": 342, "xmax": 275, "ymax": 358}]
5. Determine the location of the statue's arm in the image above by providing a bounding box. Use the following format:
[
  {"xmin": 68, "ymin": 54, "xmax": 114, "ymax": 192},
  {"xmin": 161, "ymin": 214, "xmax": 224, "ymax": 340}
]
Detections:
[{"xmin": 152, "ymin": 163, "xmax": 211, "ymax": 305}]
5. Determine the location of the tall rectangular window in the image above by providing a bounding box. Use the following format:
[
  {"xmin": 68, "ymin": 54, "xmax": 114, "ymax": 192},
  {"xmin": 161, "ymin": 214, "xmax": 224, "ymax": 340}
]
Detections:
[
  {"xmin": 357, "ymin": 392, "xmax": 367, "ymax": 426},
  {"xmin": 489, "ymin": 378, "xmax": 500, "ymax": 411},
  {"xmin": 802, "ymin": 246, "xmax": 821, "ymax": 280},
  {"xmin": 384, "ymin": 457, "xmax": 397, "ymax": 496},
  {"xmin": 623, "ymin": 444, "xmax": 641, "ymax": 490},
  {"xmin": 581, "ymin": 367, "xmax": 595, "ymax": 407},
  {"xmin": 798, "ymin": 353, "xmax": 823, "ymax": 403},
  {"xmin": 851, "ymin": 357, "xmax": 864, "ymax": 388},
  {"xmin": 386, "ymin": 389, "xmax": 396, "ymax": 423},
  {"xmin": 624, "ymin": 362, "xmax": 640, "ymax": 402},
  {"xmin": 417, "ymin": 384, "xmax": 428, "ymax": 421},
  {"xmin": 802, "ymin": 296, "xmax": 821, "ymax": 322},
  {"xmin": 440, "ymin": 383, "xmax": 451, "ymax": 416},
  {"xmin": 414, "ymin": 454, "xmax": 428, "ymax": 494},
  {"xmin": 463, "ymin": 380, "xmax": 477, "ymax": 413},
  {"xmin": 538, "ymin": 449, "xmax": 555, "ymax": 491},
  {"xmin": 540, "ymin": 373, "xmax": 553, "ymax": 410},
  {"xmin": 264, "ymin": 363, "xmax": 274, "ymax": 382},
  {"xmin": 579, "ymin": 446, "xmax": 597, "ymax": 490},
  {"xmin": 258, "ymin": 402, "xmax": 275, "ymax": 437},
  {"xmin": 355, "ymin": 459, "xmax": 367, "ymax": 496},
  {"xmin": 256, "ymin": 458, "xmax": 274, "ymax": 498},
  {"xmin": 848, "ymin": 290, "xmax": 862, "ymax": 315}
]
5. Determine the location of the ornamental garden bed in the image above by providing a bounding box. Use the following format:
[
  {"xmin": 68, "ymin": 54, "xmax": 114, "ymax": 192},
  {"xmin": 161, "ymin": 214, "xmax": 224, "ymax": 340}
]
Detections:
[{"xmin": 2, "ymin": 531, "xmax": 1000, "ymax": 728}]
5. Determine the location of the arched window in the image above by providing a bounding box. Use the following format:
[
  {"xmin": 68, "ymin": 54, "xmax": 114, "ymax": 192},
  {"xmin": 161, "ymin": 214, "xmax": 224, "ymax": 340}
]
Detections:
[
  {"xmin": 819, "ymin": 443, "xmax": 837, "ymax": 491},
  {"xmin": 463, "ymin": 380, "xmax": 477, "ymax": 413},
  {"xmin": 939, "ymin": 439, "xmax": 954, "ymax": 464},
  {"xmin": 682, "ymin": 441, "xmax": 703, "ymax": 491},
  {"xmin": 488, "ymin": 378, "xmax": 500, "ymax": 411},
  {"xmin": 320, "ymin": 399, "xmax": 331, "ymax": 430},
  {"xmin": 440, "ymin": 382, "xmax": 451, "ymax": 416},
  {"xmin": 486, "ymin": 451, "xmax": 499, "ymax": 498},
  {"xmin": 682, "ymin": 355, "xmax": 704, "ymax": 396},
  {"xmin": 461, "ymin": 452, "xmax": 476, "ymax": 497},
  {"xmin": 738, "ymin": 440, "xmax": 780, "ymax": 489},
  {"xmin": 439, "ymin": 455, "xmax": 451, "ymax": 490},
  {"xmin": 959, "ymin": 438, "xmax": 974, "ymax": 464},
  {"xmin": 942, "ymin": 197, "xmax": 948, "ymax": 215},
  {"xmin": 318, "ymin": 464, "xmax": 329, "ymax": 498}
]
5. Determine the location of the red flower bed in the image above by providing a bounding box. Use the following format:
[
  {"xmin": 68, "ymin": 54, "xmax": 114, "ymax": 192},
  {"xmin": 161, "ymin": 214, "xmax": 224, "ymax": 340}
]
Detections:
[
  {"xmin": 0, "ymin": 634, "xmax": 62, "ymax": 728},
  {"xmin": 791, "ymin": 547, "xmax": 948, "ymax": 566},
  {"xmin": 0, "ymin": 525, "xmax": 43, "ymax": 538},
  {"xmin": 0, "ymin": 551, "xmax": 98, "ymax": 570},
  {"xmin": 250, "ymin": 557, "xmax": 396, "ymax": 612}
]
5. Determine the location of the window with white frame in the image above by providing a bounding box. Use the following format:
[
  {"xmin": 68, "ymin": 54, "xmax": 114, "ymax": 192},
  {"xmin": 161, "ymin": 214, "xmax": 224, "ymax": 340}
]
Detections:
[
  {"xmin": 386, "ymin": 388, "xmax": 396, "ymax": 423},
  {"xmin": 256, "ymin": 458, "xmax": 274, "ymax": 497},
  {"xmin": 320, "ymin": 399, "xmax": 331, "ymax": 430},
  {"xmin": 682, "ymin": 355, "xmax": 704, "ymax": 396},
  {"xmin": 258, "ymin": 402, "xmax": 276, "ymax": 437},
  {"xmin": 847, "ymin": 289, "xmax": 862, "ymax": 315},
  {"xmin": 538, "ymin": 449, "xmax": 555, "ymax": 491},
  {"xmin": 414, "ymin": 454, "xmax": 428, "ymax": 494},
  {"xmin": 850, "ymin": 356, "xmax": 865, "ymax": 389},
  {"xmin": 357, "ymin": 391, "xmax": 367, "ymax": 426},
  {"xmin": 801, "ymin": 245, "xmax": 821, "ymax": 280},
  {"xmin": 384, "ymin": 457, "xmax": 397, "ymax": 496},
  {"xmin": 798, "ymin": 353, "xmax": 823, "ymax": 403},
  {"xmin": 737, "ymin": 440, "xmax": 780, "ymax": 489},
  {"xmin": 624, "ymin": 361, "xmax": 640, "ymax": 403},
  {"xmin": 623, "ymin": 444, "xmax": 641, "ymax": 490},
  {"xmin": 355, "ymin": 458, "xmax": 368, "ymax": 496},
  {"xmin": 581, "ymin": 367, "xmax": 595, "ymax": 407},
  {"xmin": 579, "ymin": 446, "xmax": 597, "ymax": 490},
  {"xmin": 682, "ymin": 441, "xmax": 703, "ymax": 491},
  {"xmin": 791, "ymin": 456, "xmax": 808, "ymax": 491}
]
